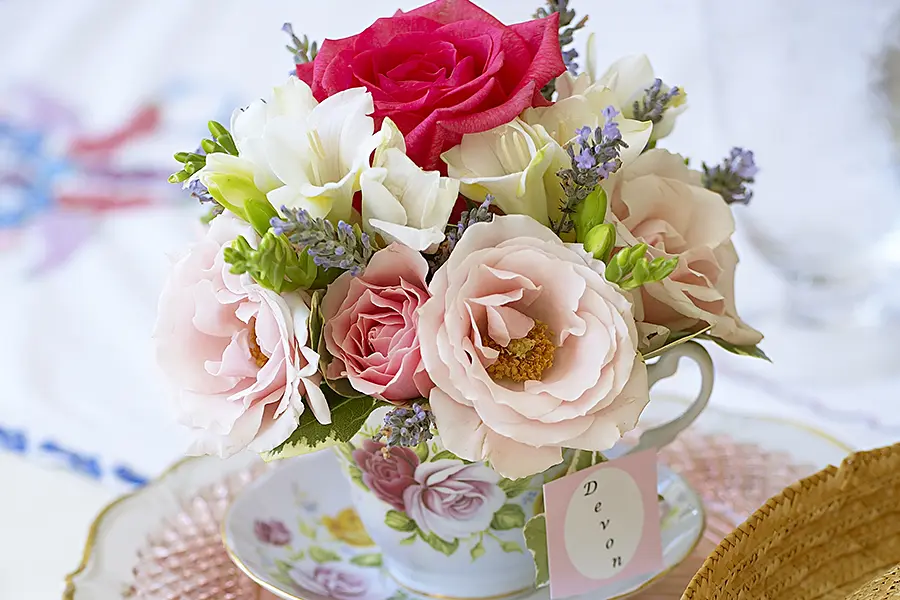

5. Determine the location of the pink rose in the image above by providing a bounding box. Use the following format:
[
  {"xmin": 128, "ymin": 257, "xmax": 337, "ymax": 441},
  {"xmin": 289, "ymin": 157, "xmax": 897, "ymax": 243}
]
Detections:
[
  {"xmin": 403, "ymin": 460, "xmax": 506, "ymax": 541},
  {"xmin": 603, "ymin": 149, "xmax": 763, "ymax": 346},
  {"xmin": 295, "ymin": 0, "xmax": 565, "ymax": 170},
  {"xmin": 352, "ymin": 439, "xmax": 419, "ymax": 511},
  {"xmin": 154, "ymin": 214, "xmax": 328, "ymax": 457},
  {"xmin": 322, "ymin": 243, "xmax": 432, "ymax": 402},
  {"xmin": 419, "ymin": 215, "xmax": 649, "ymax": 479}
]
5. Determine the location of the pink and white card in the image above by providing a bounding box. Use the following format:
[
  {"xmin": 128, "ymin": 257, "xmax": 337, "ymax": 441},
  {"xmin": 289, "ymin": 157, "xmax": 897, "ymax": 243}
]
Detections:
[{"xmin": 542, "ymin": 449, "xmax": 663, "ymax": 599}]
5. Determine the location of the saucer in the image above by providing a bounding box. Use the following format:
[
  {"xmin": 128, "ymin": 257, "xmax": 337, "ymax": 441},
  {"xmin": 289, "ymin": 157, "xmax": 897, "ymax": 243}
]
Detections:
[{"xmin": 222, "ymin": 450, "xmax": 705, "ymax": 600}]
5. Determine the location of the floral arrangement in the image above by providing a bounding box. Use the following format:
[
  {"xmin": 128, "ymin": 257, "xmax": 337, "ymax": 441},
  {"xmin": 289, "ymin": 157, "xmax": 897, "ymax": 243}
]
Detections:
[{"xmin": 156, "ymin": 0, "xmax": 763, "ymax": 484}]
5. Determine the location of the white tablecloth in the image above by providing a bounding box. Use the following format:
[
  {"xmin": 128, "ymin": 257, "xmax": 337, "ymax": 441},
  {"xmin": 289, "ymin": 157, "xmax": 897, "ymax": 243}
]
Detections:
[{"xmin": 2, "ymin": 0, "xmax": 900, "ymax": 597}]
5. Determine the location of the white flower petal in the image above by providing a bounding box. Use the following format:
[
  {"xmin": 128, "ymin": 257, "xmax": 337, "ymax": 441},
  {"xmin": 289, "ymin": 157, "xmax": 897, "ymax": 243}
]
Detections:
[{"xmin": 369, "ymin": 219, "xmax": 446, "ymax": 252}]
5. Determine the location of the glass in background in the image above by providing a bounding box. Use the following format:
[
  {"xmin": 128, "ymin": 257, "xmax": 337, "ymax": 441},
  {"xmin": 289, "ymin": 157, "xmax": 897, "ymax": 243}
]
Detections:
[{"xmin": 703, "ymin": 0, "xmax": 900, "ymax": 382}]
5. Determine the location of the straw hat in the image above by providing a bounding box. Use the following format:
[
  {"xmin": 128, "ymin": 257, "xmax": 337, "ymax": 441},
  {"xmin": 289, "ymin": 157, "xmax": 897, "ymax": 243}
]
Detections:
[{"xmin": 682, "ymin": 443, "xmax": 900, "ymax": 600}]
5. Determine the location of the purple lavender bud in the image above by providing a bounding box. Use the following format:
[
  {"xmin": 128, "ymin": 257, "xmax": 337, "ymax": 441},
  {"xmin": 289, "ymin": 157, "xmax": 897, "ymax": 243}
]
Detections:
[
  {"xmin": 575, "ymin": 148, "xmax": 596, "ymax": 170},
  {"xmin": 576, "ymin": 126, "xmax": 592, "ymax": 145},
  {"xmin": 730, "ymin": 148, "xmax": 759, "ymax": 179}
]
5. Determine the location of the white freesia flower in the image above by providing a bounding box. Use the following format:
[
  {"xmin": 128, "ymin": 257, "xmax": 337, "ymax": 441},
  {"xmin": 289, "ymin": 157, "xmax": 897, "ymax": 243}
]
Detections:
[
  {"xmin": 197, "ymin": 77, "xmax": 380, "ymax": 223},
  {"xmin": 596, "ymin": 55, "xmax": 687, "ymax": 142},
  {"xmin": 522, "ymin": 82, "xmax": 651, "ymax": 167},
  {"xmin": 441, "ymin": 118, "xmax": 566, "ymax": 226},
  {"xmin": 360, "ymin": 119, "xmax": 459, "ymax": 252}
]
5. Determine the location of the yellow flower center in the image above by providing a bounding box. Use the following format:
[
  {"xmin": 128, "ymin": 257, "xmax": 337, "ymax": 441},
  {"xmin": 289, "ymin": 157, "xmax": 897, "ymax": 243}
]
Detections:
[
  {"xmin": 248, "ymin": 318, "xmax": 269, "ymax": 368},
  {"xmin": 484, "ymin": 321, "xmax": 556, "ymax": 383}
]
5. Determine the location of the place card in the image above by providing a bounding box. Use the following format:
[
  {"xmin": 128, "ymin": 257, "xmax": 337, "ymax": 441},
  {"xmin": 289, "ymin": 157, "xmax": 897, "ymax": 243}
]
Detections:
[{"xmin": 542, "ymin": 449, "xmax": 663, "ymax": 599}]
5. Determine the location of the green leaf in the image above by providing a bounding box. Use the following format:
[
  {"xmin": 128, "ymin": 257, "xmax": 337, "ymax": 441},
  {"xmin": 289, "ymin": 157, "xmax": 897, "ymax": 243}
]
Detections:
[
  {"xmin": 349, "ymin": 467, "xmax": 368, "ymax": 491},
  {"xmin": 264, "ymin": 387, "xmax": 385, "ymax": 460},
  {"xmin": 334, "ymin": 441, "xmax": 354, "ymax": 462},
  {"xmin": 349, "ymin": 553, "xmax": 383, "ymax": 567},
  {"xmin": 421, "ymin": 532, "xmax": 459, "ymax": 556},
  {"xmin": 565, "ymin": 449, "xmax": 594, "ymax": 476},
  {"xmin": 288, "ymin": 549, "xmax": 306, "ymax": 561},
  {"xmin": 399, "ymin": 534, "xmax": 417, "ymax": 546},
  {"xmin": 272, "ymin": 571, "xmax": 296, "ymax": 589},
  {"xmin": 470, "ymin": 541, "xmax": 486, "ymax": 561},
  {"xmin": 275, "ymin": 559, "xmax": 293, "ymax": 574},
  {"xmin": 641, "ymin": 326, "xmax": 712, "ymax": 360},
  {"xmin": 490, "ymin": 504, "xmax": 526, "ymax": 531},
  {"xmin": 413, "ymin": 441, "xmax": 430, "ymax": 463},
  {"xmin": 384, "ymin": 510, "xmax": 417, "ymax": 532},
  {"xmin": 700, "ymin": 335, "xmax": 771, "ymax": 362},
  {"xmin": 498, "ymin": 477, "xmax": 532, "ymax": 498},
  {"xmin": 308, "ymin": 546, "xmax": 341, "ymax": 563},
  {"xmin": 500, "ymin": 541, "xmax": 524, "ymax": 553},
  {"xmin": 430, "ymin": 449, "xmax": 458, "ymax": 462},
  {"xmin": 524, "ymin": 515, "xmax": 550, "ymax": 588},
  {"xmin": 298, "ymin": 519, "xmax": 317, "ymax": 540}
]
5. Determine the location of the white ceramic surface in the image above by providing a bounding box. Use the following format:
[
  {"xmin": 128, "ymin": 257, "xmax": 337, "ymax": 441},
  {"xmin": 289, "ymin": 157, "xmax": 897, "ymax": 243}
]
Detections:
[{"xmin": 223, "ymin": 450, "xmax": 705, "ymax": 600}]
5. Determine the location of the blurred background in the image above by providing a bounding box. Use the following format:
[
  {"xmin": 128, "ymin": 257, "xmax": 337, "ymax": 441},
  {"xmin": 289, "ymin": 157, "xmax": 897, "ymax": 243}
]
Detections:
[{"xmin": 3, "ymin": 0, "xmax": 900, "ymax": 597}]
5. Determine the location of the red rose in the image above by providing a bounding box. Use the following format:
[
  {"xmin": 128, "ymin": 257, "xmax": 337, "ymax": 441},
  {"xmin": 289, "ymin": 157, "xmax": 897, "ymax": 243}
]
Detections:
[
  {"xmin": 352, "ymin": 439, "xmax": 419, "ymax": 511},
  {"xmin": 296, "ymin": 0, "xmax": 565, "ymax": 170}
]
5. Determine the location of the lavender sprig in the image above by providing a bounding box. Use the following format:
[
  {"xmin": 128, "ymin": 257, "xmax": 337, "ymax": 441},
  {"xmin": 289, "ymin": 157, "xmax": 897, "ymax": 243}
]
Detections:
[
  {"xmin": 427, "ymin": 196, "xmax": 495, "ymax": 275},
  {"xmin": 282, "ymin": 23, "xmax": 318, "ymax": 65},
  {"xmin": 631, "ymin": 79, "xmax": 681, "ymax": 125},
  {"xmin": 375, "ymin": 403, "xmax": 434, "ymax": 449},
  {"xmin": 272, "ymin": 207, "xmax": 375, "ymax": 275},
  {"xmin": 535, "ymin": 0, "xmax": 589, "ymax": 99},
  {"xmin": 553, "ymin": 109, "xmax": 628, "ymax": 236},
  {"xmin": 701, "ymin": 148, "xmax": 758, "ymax": 205}
]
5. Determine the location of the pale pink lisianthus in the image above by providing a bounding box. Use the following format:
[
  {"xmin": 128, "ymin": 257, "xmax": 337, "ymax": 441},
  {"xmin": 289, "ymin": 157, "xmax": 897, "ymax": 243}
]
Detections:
[
  {"xmin": 418, "ymin": 215, "xmax": 649, "ymax": 479},
  {"xmin": 154, "ymin": 214, "xmax": 328, "ymax": 457},
  {"xmin": 321, "ymin": 243, "xmax": 432, "ymax": 403},
  {"xmin": 603, "ymin": 149, "xmax": 763, "ymax": 347}
]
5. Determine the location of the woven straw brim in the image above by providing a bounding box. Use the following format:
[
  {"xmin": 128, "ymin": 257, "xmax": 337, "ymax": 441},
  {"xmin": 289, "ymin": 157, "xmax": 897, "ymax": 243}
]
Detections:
[
  {"xmin": 846, "ymin": 564, "xmax": 900, "ymax": 599},
  {"xmin": 682, "ymin": 443, "xmax": 900, "ymax": 600}
]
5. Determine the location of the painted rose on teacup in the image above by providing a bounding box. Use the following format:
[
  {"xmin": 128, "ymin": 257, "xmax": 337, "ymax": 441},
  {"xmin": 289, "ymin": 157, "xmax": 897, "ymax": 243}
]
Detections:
[
  {"xmin": 352, "ymin": 440, "xmax": 419, "ymax": 512},
  {"xmin": 403, "ymin": 460, "xmax": 506, "ymax": 541}
]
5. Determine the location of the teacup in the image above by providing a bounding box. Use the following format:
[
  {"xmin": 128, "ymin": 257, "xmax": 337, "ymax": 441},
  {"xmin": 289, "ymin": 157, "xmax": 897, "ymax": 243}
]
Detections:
[{"xmin": 332, "ymin": 341, "xmax": 713, "ymax": 598}]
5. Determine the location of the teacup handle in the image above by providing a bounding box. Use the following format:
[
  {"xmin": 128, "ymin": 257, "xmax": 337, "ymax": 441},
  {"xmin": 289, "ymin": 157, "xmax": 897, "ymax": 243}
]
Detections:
[{"xmin": 625, "ymin": 341, "xmax": 714, "ymax": 455}]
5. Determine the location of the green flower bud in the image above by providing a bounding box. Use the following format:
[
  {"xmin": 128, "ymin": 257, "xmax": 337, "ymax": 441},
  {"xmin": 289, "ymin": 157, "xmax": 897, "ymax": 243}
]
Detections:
[
  {"xmin": 168, "ymin": 170, "xmax": 190, "ymax": 184},
  {"xmin": 218, "ymin": 132, "xmax": 238, "ymax": 156},
  {"xmin": 204, "ymin": 173, "xmax": 267, "ymax": 221},
  {"xmin": 244, "ymin": 197, "xmax": 279, "ymax": 236},
  {"xmin": 573, "ymin": 188, "xmax": 608, "ymax": 242},
  {"xmin": 208, "ymin": 120, "xmax": 229, "ymax": 139},
  {"xmin": 622, "ymin": 257, "xmax": 650, "ymax": 290},
  {"xmin": 200, "ymin": 138, "xmax": 223, "ymax": 154},
  {"xmin": 583, "ymin": 223, "xmax": 616, "ymax": 262},
  {"xmin": 174, "ymin": 151, "xmax": 191, "ymax": 163},
  {"xmin": 605, "ymin": 253, "xmax": 623, "ymax": 282},
  {"xmin": 649, "ymin": 256, "xmax": 679, "ymax": 281}
]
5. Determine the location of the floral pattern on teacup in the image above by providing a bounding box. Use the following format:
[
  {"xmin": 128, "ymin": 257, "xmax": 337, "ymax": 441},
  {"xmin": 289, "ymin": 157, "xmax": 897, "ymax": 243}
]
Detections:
[{"xmin": 338, "ymin": 438, "xmax": 541, "ymax": 559}]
